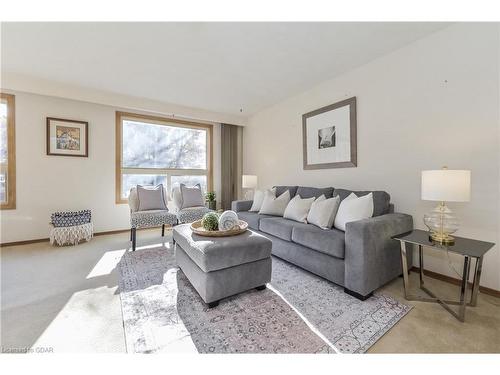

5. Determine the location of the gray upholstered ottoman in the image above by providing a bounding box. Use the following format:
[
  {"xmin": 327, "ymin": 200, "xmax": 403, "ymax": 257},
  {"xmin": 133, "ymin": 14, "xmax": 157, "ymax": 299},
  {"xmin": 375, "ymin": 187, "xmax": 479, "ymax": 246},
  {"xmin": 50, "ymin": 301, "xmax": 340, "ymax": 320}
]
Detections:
[{"xmin": 173, "ymin": 223, "xmax": 272, "ymax": 308}]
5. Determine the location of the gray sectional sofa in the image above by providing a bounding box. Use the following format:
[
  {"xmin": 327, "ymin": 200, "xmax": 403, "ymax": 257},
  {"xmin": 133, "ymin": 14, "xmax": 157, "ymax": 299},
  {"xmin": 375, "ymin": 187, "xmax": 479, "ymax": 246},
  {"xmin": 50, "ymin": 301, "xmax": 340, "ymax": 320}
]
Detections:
[{"xmin": 231, "ymin": 185, "xmax": 413, "ymax": 300}]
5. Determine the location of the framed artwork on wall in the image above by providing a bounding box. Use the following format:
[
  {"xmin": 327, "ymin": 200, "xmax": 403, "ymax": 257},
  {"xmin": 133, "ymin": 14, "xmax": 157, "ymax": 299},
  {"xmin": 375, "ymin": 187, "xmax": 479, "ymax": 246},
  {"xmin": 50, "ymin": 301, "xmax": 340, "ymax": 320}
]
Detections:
[
  {"xmin": 46, "ymin": 117, "xmax": 88, "ymax": 157},
  {"xmin": 302, "ymin": 96, "xmax": 357, "ymax": 169}
]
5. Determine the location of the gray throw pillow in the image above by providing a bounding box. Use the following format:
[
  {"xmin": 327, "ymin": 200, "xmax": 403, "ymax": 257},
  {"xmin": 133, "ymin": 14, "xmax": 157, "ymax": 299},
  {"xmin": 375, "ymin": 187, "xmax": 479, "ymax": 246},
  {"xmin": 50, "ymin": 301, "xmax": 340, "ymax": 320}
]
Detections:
[
  {"xmin": 180, "ymin": 183, "xmax": 204, "ymax": 209},
  {"xmin": 137, "ymin": 184, "xmax": 168, "ymax": 211}
]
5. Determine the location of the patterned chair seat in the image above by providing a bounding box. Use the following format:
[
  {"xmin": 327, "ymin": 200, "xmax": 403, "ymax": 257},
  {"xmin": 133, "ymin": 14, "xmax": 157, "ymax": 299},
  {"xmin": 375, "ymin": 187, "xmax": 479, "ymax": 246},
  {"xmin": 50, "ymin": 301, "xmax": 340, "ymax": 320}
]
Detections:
[
  {"xmin": 131, "ymin": 210, "xmax": 177, "ymax": 229},
  {"xmin": 177, "ymin": 206, "xmax": 213, "ymax": 224},
  {"xmin": 128, "ymin": 185, "xmax": 176, "ymax": 251}
]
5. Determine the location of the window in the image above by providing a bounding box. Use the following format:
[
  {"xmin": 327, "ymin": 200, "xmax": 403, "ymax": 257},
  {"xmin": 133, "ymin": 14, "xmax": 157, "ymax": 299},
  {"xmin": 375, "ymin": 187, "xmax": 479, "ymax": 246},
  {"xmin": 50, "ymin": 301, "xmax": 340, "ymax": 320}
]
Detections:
[
  {"xmin": 116, "ymin": 112, "xmax": 212, "ymax": 203},
  {"xmin": 0, "ymin": 93, "xmax": 15, "ymax": 210}
]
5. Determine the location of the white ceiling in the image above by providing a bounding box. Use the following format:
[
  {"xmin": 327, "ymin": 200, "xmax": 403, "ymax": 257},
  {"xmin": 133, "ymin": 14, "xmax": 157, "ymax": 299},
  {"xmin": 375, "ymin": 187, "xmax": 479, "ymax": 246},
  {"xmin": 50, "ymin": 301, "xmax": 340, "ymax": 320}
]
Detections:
[{"xmin": 1, "ymin": 22, "xmax": 450, "ymax": 116}]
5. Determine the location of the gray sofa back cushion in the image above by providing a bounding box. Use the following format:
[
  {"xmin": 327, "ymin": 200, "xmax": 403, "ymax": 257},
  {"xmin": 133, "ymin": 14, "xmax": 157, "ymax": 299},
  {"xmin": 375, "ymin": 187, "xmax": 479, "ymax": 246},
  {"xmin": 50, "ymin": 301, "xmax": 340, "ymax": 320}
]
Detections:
[
  {"xmin": 296, "ymin": 186, "xmax": 334, "ymax": 199},
  {"xmin": 333, "ymin": 188, "xmax": 390, "ymax": 217},
  {"xmin": 273, "ymin": 185, "xmax": 298, "ymax": 198}
]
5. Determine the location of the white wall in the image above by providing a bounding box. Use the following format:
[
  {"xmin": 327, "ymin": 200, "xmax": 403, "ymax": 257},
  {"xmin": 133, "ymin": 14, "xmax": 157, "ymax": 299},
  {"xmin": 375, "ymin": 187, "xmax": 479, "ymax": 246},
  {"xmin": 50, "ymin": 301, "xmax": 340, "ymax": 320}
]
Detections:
[
  {"xmin": 0, "ymin": 91, "xmax": 222, "ymax": 242},
  {"xmin": 2, "ymin": 73, "xmax": 246, "ymax": 126},
  {"xmin": 244, "ymin": 24, "xmax": 500, "ymax": 290}
]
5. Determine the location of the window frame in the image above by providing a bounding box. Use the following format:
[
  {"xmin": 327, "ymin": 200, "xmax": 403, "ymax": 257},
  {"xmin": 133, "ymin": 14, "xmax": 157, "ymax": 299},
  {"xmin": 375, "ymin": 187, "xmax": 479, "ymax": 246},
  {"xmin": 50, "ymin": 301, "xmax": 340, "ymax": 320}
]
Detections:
[
  {"xmin": 0, "ymin": 93, "xmax": 16, "ymax": 210},
  {"xmin": 115, "ymin": 111, "xmax": 213, "ymax": 204}
]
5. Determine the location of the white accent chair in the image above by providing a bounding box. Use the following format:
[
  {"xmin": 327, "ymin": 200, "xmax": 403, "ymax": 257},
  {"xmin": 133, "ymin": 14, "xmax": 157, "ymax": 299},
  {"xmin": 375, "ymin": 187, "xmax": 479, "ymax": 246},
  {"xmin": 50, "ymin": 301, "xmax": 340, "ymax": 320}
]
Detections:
[{"xmin": 128, "ymin": 186, "xmax": 177, "ymax": 251}]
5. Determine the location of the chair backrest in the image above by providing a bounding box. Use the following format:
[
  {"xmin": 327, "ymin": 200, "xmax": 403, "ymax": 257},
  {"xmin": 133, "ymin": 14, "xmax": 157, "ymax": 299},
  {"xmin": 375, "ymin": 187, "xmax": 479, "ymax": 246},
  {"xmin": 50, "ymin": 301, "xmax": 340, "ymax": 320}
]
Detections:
[{"xmin": 128, "ymin": 185, "xmax": 169, "ymax": 212}]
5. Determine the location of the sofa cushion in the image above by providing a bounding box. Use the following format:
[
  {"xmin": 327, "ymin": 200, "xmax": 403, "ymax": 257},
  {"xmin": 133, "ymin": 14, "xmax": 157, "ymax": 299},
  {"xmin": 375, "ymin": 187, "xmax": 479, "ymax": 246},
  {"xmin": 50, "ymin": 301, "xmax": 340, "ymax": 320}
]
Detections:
[
  {"xmin": 292, "ymin": 225, "xmax": 346, "ymax": 259},
  {"xmin": 259, "ymin": 217, "xmax": 309, "ymax": 241},
  {"xmin": 273, "ymin": 185, "xmax": 298, "ymax": 198},
  {"xmin": 237, "ymin": 211, "xmax": 273, "ymax": 230},
  {"xmin": 296, "ymin": 186, "xmax": 334, "ymax": 199},
  {"xmin": 333, "ymin": 188, "xmax": 390, "ymax": 217}
]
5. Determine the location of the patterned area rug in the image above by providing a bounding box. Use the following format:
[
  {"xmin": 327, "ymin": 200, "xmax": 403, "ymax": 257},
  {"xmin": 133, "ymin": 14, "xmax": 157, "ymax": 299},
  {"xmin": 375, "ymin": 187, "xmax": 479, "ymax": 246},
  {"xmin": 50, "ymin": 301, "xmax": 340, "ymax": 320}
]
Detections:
[{"xmin": 118, "ymin": 244, "xmax": 411, "ymax": 354}]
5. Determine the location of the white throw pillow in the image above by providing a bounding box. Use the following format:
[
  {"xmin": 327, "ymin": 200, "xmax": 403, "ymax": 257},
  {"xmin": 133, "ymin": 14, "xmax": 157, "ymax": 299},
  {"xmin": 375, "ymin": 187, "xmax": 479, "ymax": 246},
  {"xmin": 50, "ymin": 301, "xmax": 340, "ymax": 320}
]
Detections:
[
  {"xmin": 259, "ymin": 190, "xmax": 291, "ymax": 216},
  {"xmin": 283, "ymin": 195, "xmax": 315, "ymax": 223},
  {"xmin": 249, "ymin": 187, "xmax": 276, "ymax": 212},
  {"xmin": 334, "ymin": 193, "xmax": 374, "ymax": 231},
  {"xmin": 306, "ymin": 195, "xmax": 341, "ymax": 229},
  {"xmin": 172, "ymin": 186, "xmax": 183, "ymax": 210},
  {"xmin": 249, "ymin": 190, "xmax": 265, "ymax": 212}
]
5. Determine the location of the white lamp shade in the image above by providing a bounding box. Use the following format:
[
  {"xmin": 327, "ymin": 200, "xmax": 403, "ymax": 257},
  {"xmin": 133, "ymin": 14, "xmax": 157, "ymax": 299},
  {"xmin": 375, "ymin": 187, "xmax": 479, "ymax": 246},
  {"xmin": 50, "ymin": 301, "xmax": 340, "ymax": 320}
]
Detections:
[
  {"xmin": 242, "ymin": 175, "xmax": 258, "ymax": 189},
  {"xmin": 421, "ymin": 170, "xmax": 471, "ymax": 202}
]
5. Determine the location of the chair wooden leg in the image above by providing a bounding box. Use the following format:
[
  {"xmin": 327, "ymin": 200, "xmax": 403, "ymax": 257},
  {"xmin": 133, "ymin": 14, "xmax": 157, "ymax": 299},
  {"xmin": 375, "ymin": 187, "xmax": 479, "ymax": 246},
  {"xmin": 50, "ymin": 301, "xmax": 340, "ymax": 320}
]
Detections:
[
  {"xmin": 162, "ymin": 224, "xmax": 165, "ymax": 237},
  {"xmin": 130, "ymin": 228, "xmax": 133, "ymax": 241},
  {"xmin": 132, "ymin": 228, "xmax": 136, "ymax": 251}
]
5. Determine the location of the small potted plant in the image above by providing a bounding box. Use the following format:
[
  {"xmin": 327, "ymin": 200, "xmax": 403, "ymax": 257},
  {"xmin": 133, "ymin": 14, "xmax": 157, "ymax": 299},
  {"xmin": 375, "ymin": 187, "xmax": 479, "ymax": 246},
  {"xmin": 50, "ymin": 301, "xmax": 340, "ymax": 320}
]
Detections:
[{"xmin": 205, "ymin": 191, "xmax": 216, "ymax": 210}]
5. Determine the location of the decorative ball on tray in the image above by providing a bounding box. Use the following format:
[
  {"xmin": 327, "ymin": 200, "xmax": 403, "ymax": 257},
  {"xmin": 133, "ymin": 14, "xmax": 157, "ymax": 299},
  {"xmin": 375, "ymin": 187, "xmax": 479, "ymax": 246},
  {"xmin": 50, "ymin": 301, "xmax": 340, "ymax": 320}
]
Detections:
[
  {"xmin": 201, "ymin": 212, "xmax": 220, "ymax": 231},
  {"xmin": 218, "ymin": 210, "xmax": 239, "ymax": 231}
]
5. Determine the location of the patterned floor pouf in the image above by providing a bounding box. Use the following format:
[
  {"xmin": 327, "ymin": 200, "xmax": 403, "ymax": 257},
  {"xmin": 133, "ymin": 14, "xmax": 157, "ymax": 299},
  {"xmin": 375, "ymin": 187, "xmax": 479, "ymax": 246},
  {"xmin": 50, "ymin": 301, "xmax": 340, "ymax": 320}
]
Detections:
[{"xmin": 49, "ymin": 222, "xmax": 94, "ymax": 246}]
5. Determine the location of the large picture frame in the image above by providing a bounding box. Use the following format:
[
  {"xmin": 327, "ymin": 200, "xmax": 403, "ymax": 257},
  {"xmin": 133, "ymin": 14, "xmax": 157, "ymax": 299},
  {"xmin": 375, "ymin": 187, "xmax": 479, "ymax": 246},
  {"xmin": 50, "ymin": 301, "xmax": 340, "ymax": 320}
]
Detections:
[
  {"xmin": 46, "ymin": 117, "xmax": 89, "ymax": 157},
  {"xmin": 302, "ymin": 97, "xmax": 357, "ymax": 169}
]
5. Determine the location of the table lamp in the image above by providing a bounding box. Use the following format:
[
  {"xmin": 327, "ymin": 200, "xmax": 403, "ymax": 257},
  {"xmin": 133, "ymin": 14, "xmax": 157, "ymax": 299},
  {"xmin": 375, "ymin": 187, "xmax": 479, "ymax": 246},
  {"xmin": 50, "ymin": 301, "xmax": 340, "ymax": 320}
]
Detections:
[
  {"xmin": 242, "ymin": 175, "xmax": 258, "ymax": 200},
  {"xmin": 421, "ymin": 167, "xmax": 471, "ymax": 245}
]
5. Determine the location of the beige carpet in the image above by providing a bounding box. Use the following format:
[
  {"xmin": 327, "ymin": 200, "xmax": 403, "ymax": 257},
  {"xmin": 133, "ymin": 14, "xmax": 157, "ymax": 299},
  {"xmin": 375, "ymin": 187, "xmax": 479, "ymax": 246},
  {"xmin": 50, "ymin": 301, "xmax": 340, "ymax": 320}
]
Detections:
[{"xmin": 1, "ymin": 228, "xmax": 499, "ymax": 353}]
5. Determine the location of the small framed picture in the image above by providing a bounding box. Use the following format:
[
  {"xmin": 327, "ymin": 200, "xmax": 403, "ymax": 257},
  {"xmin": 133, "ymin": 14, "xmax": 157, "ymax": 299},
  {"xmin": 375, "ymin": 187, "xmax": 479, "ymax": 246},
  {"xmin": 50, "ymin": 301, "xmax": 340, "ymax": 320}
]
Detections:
[
  {"xmin": 302, "ymin": 97, "xmax": 357, "ymax": 169},
  {"xmin": 46, "ymin": 117, "xmax": 88, "ymax": 157}
]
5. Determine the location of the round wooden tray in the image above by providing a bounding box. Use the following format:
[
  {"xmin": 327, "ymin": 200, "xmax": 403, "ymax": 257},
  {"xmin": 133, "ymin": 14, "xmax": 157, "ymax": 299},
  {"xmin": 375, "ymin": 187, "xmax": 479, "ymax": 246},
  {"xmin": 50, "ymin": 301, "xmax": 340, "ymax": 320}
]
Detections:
[{"xmin": 190, "ymin": 220, "xmax": 248, "ymax": 237}]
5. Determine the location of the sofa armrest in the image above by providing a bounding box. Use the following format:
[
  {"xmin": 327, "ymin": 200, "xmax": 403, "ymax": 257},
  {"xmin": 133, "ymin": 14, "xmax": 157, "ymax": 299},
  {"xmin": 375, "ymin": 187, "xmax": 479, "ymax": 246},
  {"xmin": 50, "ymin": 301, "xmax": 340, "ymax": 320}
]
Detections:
[
  {"xmin": 231, "ymin": 200, "xmax": 253, "ymax": 212},
  {"xmin": 344, "ymin": 213, "xmax": 413, "ymax": 297}
]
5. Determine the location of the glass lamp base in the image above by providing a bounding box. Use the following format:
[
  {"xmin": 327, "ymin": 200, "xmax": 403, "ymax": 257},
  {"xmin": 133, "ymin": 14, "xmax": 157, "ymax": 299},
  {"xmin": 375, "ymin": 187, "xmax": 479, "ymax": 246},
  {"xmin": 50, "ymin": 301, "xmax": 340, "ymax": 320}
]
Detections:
[
  {"xmin": 244, "ymin": 189, "xmax": 254, "ymax": 200},
  {"xmin": 429, "ymin": 232, "xmax": 455, "ymax": 245},
  {"xmin": 423, "ymin": 202, "xmax": 459, "ymax": 246}
]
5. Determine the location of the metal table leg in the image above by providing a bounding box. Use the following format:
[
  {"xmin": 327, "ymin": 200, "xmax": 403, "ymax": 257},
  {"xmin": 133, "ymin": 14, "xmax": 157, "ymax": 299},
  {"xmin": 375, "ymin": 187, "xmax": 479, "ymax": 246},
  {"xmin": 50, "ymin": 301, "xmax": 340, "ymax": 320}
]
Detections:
[
  {"xmin": 470, "ymin": 256, "xmax": 483, "ymax": 307},
  {"xmin": 458, "ymin": 256, "xmax": 471, "ymax": 322},
  {"xmin": 419, "ymin": 245, "xmax": 424, "ymax": 288},
  {"xmin": 399, "ymin": 240, "xmax": 410, "ymax": 299},
  {"xmin": 397, "ymin": 240, "xmax": 479, "ymax": 322}
]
